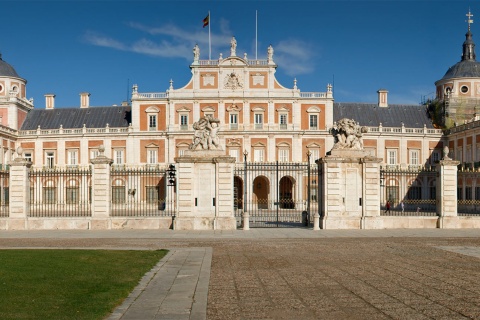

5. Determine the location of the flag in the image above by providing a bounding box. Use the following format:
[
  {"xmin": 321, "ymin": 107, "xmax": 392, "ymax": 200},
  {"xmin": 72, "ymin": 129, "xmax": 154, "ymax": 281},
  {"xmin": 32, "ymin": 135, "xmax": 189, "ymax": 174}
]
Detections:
[{"xmin": 203, "ymin": 14, "xmax": 209, "ymax": 28}]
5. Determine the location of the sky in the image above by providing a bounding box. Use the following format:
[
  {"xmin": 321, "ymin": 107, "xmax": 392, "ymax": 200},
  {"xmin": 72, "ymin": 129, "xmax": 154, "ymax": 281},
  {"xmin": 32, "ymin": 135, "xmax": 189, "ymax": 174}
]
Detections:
[{"xmin": 0, "ymin": 0, "xmax": 478, "ymax": 108}]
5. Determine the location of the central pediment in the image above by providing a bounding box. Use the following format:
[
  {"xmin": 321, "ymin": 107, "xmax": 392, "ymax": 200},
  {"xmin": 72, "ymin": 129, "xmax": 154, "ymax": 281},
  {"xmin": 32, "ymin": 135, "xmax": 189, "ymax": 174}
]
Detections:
[{"xmin": 219, "ymin": 56, "xmax": 248, "ymax": 67}]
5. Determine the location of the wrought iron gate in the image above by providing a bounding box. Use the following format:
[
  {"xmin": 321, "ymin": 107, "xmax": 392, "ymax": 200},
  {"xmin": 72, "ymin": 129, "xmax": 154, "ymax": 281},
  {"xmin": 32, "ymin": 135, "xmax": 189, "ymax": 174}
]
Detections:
[{"xmin": 234, "ymin": 161, "xmax": 316, "ymax": 228}]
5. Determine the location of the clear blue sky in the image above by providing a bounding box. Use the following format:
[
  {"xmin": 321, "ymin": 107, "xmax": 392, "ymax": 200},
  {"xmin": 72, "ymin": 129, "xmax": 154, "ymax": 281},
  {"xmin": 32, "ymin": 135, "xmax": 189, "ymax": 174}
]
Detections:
[{"xmin": 0, "ymin": 0, "xmax": 476, "ymax": 108}]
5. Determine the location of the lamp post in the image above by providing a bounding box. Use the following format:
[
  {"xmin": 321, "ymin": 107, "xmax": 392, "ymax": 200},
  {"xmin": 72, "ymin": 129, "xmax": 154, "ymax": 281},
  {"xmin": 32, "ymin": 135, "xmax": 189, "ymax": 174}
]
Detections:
[
  {"xmin": 243, "ymin": 149, "xmax": 249, "ymax": 230},
  {"xmin": 307, "ymin": 151, "xmax": 311, "ymax": 227},
  {"xmin": 167, "ymin": 164, "xmax": 176, "ymax": 229}
]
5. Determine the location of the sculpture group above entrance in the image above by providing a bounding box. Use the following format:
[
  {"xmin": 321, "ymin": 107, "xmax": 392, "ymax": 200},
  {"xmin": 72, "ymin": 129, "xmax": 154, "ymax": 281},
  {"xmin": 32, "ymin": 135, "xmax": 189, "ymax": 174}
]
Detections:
[
  {"xmin": 331, "ymin": 118, "xmax": 368, "ymax": 150},
  {"xmin": 189, "ymin": 115, "xmax": 222, "ymax": 151}
]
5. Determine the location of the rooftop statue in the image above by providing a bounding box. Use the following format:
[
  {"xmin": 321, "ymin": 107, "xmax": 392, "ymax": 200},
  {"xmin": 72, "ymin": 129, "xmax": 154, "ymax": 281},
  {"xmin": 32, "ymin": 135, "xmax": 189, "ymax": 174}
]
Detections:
[
  {"xmin": 230, "ymin": 36, "xmax": 237, "ymax": 56},
  {"xmin": 189, "ymin": 115, "xmax": 222, "ymax": 150},
  {"xmin": 193, "ymin": 44, "xmax": 200, "ymax": 62},
  {"xmin": 331, "ymin": 118, "xmax": 368, "ymax": 150}
]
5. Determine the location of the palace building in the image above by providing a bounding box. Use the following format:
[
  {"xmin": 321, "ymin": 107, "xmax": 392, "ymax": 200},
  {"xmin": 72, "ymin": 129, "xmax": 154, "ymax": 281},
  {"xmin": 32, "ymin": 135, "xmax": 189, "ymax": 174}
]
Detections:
[{"xmin": 1, "ymin": 11, "xmax": 480, "ymax": 230}]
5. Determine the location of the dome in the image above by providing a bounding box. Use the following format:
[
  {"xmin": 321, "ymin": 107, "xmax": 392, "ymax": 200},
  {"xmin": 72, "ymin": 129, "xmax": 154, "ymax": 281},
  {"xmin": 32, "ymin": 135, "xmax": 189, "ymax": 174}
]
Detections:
[
  {"xmin": 440, "ymin": 60, "xmax": 480, "ymax": 80},
  {"xmin": 0, "ymin": 54, "xmax": 21, "ymax": 78}
]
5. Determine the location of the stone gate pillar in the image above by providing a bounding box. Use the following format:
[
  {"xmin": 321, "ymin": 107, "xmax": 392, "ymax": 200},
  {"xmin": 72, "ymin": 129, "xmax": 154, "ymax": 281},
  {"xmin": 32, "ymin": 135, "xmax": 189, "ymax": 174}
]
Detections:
[
  {"xmin": 175, "ymin": 150, "xmax": 236, "ymax": 230},
  {"xmin": 90, "ymin": 145, "xmax": 113, "ymax": 229},
  {"xmin": 8, "ymin": 147, "xmax": 32, "ymax": 229},
  {"xmin": 436, "ymin": 150, "xmax": 460, "ymax": 228}
]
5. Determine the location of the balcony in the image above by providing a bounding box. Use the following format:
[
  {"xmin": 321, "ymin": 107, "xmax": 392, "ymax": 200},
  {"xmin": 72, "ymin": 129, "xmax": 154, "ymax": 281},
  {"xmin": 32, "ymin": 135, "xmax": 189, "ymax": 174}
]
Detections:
[{"xmin": 230, "ymin": 123, "xmax": 238, "ymax": 130}]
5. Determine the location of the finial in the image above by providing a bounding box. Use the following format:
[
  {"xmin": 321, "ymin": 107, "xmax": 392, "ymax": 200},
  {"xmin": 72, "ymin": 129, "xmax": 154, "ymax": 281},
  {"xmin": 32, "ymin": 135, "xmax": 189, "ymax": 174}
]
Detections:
[
  {"xmin": 467, "ymin": 8, "xmax": 474, "ymax": 31},
  {"xmin": 169, "ymin": 79, "xmax": 173, "ymax": 90}
]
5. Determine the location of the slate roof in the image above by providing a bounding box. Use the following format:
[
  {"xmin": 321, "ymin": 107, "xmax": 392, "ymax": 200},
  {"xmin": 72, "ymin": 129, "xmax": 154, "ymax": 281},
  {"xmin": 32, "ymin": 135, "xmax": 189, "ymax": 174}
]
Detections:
[
  {"xmin": 440, "ymin": 60, "xmax": 480, "ymax": 80},
  {"xmin": 333, "ymin": 103, "xmax": 434, "ymax": 129},
  {"xmin": 20, "ymin": 106, "xmax": 131, "ymax": 130},
  {"xmin": 0, "ymin": 55, "xmax": 21, "ymax": 78}
]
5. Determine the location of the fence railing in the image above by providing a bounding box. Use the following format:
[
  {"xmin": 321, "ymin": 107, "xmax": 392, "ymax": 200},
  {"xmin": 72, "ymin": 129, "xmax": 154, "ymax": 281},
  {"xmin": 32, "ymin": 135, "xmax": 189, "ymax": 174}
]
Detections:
[
  {"xmin": 0, "ymin": 169, "xmax": 9, "ymax": 217},
  {"xmin": 110, "ymin": 166, "xmax": 174, "ymax": 217},
  {"xmin": 29, "ymin": 167, "xmax": 92, "ymax": 217},
  {"xmin": 380, "ymin": 166, "xmax": 437, "ymax": 216},
  {"xmin": 457, "ymin": 170, "xmax": 480, "ymax": 215}
]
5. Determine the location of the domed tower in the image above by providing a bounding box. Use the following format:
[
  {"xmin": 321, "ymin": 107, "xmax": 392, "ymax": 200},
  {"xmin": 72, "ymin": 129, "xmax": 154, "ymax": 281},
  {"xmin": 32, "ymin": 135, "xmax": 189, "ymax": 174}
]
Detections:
[
  {"xmin": 435, "ymin": 10, "xmax": 480, "ymax": 125},
  {"xmin": 0, "ymin": 53, "xmax": 33, "ymax": 130}
]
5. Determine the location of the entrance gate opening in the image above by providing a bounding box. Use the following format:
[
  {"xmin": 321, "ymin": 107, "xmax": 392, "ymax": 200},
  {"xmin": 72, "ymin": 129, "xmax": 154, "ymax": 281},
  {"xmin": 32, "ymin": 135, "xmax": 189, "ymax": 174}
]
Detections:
[{"xmin": 234, "ymin": 161, "xmax": 317, "ymax": 228}]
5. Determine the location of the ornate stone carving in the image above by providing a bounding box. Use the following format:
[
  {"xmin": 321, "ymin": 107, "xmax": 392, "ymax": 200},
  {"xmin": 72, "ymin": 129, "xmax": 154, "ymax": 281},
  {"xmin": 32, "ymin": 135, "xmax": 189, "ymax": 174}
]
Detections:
[
  {"xmin": 331, "ymin": 118, "xmax": 368, "ymax": 150},
  {"xmin": 189, "ymin": 115, "xmax": 222, "ymax": 150},
  {"xmin": 224, "ymin": 72, "xmax": 243, "ymax": 90}
]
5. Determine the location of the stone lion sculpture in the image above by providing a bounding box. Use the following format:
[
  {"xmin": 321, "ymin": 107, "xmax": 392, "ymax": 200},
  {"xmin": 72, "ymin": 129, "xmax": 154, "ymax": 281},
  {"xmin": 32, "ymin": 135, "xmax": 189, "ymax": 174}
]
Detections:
[{"xmin": 331, "ymin": 118, "xmax": 368, "ymax": 150}]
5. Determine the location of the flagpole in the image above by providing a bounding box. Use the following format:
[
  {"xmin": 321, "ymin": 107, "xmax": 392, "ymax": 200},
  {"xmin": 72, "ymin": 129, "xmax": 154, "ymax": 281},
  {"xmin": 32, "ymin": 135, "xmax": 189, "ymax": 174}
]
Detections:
[
  {"xmin": 255, "ymin": 10, "xmax": 258, "ymax": 60},
  {"xmin": 209, "ymin": 11, "xmax": 211, "ymax": 60}
]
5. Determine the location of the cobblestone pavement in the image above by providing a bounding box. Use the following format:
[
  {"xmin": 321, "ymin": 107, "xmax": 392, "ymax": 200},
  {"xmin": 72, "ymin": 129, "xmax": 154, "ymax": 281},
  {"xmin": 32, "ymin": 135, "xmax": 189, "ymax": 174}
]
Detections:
[{"xmin": 1, "ymin": 230, "xmax": 480, "ymax": 319}]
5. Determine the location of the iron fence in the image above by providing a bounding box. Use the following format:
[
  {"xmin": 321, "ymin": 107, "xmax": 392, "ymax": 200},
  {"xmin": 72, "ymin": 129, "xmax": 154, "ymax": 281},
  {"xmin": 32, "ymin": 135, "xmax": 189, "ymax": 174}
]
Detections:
[
  {"xmin": 234, "ymin": 161, "xmax": 315, "ymax": 228},
  {"xmin": 29, "ymin": 167, "xmax": 92, "ymax": 217},
  {"xmin": 0, "ymin": 168, "xmax": 9, "ymax": 217},
  {"xmin": 110, "ymin": 166, "xmax": 174, "ymax": 217},
  {"xmin": 380, "ymin": 166, "xmax": 437, "ymax": 216},
  {"xmin": 457, "ymin": 169, "xmax": 480, "ymax": 216}
]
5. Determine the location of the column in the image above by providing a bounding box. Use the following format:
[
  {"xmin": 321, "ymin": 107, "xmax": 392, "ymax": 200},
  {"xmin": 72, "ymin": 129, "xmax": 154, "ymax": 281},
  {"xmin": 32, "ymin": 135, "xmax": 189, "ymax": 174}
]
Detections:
[{"xmin": 90, "ymin": 145, "xmax": 113, "ymax": 229}]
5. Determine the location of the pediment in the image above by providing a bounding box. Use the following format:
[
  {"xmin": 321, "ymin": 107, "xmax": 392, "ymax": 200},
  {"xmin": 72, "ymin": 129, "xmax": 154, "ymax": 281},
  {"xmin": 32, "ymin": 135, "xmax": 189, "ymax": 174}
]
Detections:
[
  {"xmin": 226, "ymin": 104, "xmax": 242, "ymax": 112},
  {"xmin": 276, "ymin": 142, "xmax": 290, "ymax": 148},
  {"xmin": 145, "ymin": 143, "xmax": 158, "ymax": 148},
  {"xmin": 201, "ymin": 106, "xmax": 216, "ymax": 112},
  {"xmin": 276, "ymin": 106, "xmax": 290, "ymax": 113},
  {"xmin": 306, "ymin": 106, "xmax": 321, "ymax": 113},
  {"xmin": 219, "ymin": 56, "xmax": 248, "ymax": 67},
  {"xmin": 176, "ymin": 107, "xmax": 191, "ymax": 113},
  {"xmin": 251, "ymin": 106, "xmax": 265, "ymax": 112},
  {"xmin": 306, "ymin": 143, "xmax": 321, "ymax": 148},
  {"xmin": 145, "ymin": 106, "xmax": 160, "ymax": 113},
  {"xmin": 252, "ymin": 142, "xmax": 266, "ymax": 147}
]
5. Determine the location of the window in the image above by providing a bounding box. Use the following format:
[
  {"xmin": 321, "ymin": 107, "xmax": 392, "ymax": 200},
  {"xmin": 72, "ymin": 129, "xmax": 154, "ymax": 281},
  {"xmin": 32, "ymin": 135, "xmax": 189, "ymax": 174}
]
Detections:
[
  {"xmin": 309, "ymin": 115, "xmax": 318, "ymax": 130},
  {"xmin": 114, "ymin": 149, "xmax": 124, "ymax": 165},
  {"xmin": 43, "ymin": 187, "xmax": 56, "ymax": 204},
  {"xmin": 178, "ymin": 148, "xmax": 187, "ymax": 157},
  {"xmin": 466, "ymin": 146, "xmax": 472, "ymax": 163},
  {"xmin": 429, "ymin": 186, "xmax": 436, "ymax": 200},
  {"xmin": 475, "ymin": 187, "xmax": 480, "ymax": 200},
  {"xmin": 112, "ymin": 186, "xmax": 126, "ymax": 203},
  {"xmin": 254, "ymin": 149, "xmax": 264, "ymax": 162},
  {"xmin": 457, "ymin": 187, "xmax": 463, "ymax": 200},
  {"xmin": 180, "ymin": 115, "xmax": 188, "ymax": 130},
  {"xmin": 68, "ymin": 150, "xmax": 78, "ymax": 165},
  {"xmin": 308, "ymin": 149, "xmax": 319, "ymax": 164},
  {"xmin": 147, "ymin": 149, "xmax": 158, "ymax": 164},
  {"xmin": 254, "ymin": 113, "xmax": 263, "ymax": 130},
  {"xmin": 466, "ymin": 187, "xmax": 473, "ymax": 200},
  {"xmin": 278, "ymin": 149, "xmax": 289, "ymax": 162},
  {"xmin": 229, "ymin": 149, "xmax": 239, "ymax": 162},
  {"xmin": 149, "ymin": 115, "xmax": 157, "ymax": 131},
  {"xmin": 90, "ymin": 149, "xmax": 99, "ymax": 160},
  {"xmin": 24, "ymin": 152, "xmax": 32, "ymax": 163},
  {"xmin": 461, "ymin": 85, "xmax": 469, "ymax": 93},
  {"xmin": 431, "ymin": 150, "xmax": 440, "ymax": 164},
  {"xmin": 387, "ymin": 149, "xmax": 397, "ymax": 165},
  {"xmin": 407, "ymin": 186, "xmax": 421, "ymax": 200},
  {"xmin": 457, "ymin": 148, "xmax": 463, "ymax": 162},
  {"xmin": 46, "ymin": 152, "xmax": 55, "ymax": 169},
  {"xmin": 230, "ymin": 113, "xmax": 238, "ymax": 130},
  {"xmin": 279, "ymin": 114, "xmax": 287, "ymax": 130},
  {"xmin": 409, "ymin": 149, "xmax": 419, "ymax": 167},
  {"xmin": 146, "ymin": 186, "xmax": 159, "ymax": 204},
  {"xmin": 66, "ymin": 187, "xmax": 79, "ymax": 204},
  {"xmin": 385, "ymin": 186, "xmax": 399, "ymax": 204}
]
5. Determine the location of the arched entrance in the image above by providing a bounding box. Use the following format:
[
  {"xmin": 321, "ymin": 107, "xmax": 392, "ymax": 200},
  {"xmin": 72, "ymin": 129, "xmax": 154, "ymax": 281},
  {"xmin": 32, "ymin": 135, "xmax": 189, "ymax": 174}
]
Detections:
[
  {"xmin": 253, "ymin": 176, "xmax": 269, "ymax": 209},
  {"xmin": 279, "ymin": 176, "xmax": 295, "ymax": 209},
  {"xmin": 233, "ymin": 176, "xmax": 243, "ymax": 210}
]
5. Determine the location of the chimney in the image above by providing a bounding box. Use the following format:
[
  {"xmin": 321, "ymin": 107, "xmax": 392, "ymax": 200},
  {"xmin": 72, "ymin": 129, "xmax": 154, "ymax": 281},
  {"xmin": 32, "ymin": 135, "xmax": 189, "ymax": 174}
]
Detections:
[
  {"xmin": 45, "ymin": 94, "xmax": 55, "ymax": 109},
  {"xmin": 377, "ymin": 89, "xmax": 388, "ymax": 108},
  {"xmin": 80, "ymin": 92, "xmax": 90, "ymax": 108}
]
